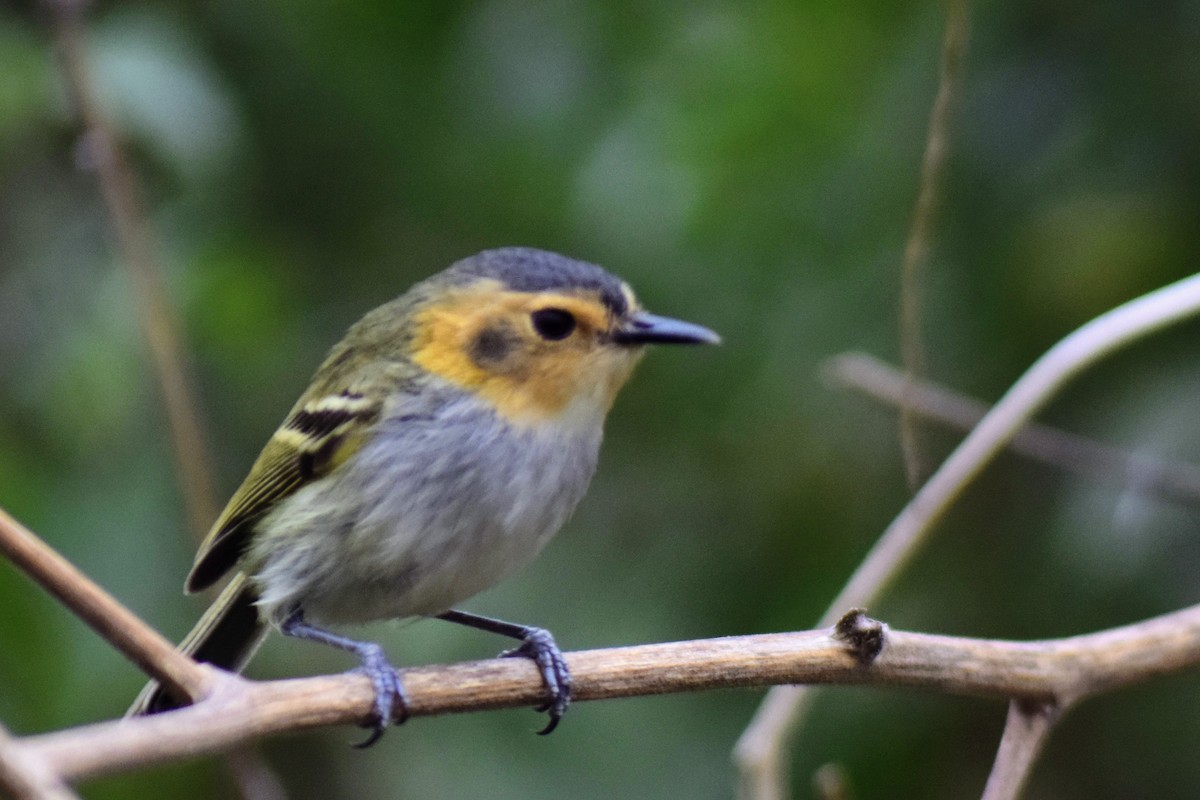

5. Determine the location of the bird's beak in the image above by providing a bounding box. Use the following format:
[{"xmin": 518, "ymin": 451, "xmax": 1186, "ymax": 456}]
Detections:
[{"xmin": 613, "ymin": 312, "xmax": 721, "ymax": 346}]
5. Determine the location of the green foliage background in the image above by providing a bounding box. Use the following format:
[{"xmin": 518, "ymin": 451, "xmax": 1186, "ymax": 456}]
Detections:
[{"xmin": 2, "ymin": 1, "xmax": 1200, "ymax": 798}]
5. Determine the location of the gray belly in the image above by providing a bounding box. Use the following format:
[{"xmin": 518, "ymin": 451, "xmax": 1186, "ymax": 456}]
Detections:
[{"xmin": 248, "ymin": 396, "xmax": 602, "ymax": 625}]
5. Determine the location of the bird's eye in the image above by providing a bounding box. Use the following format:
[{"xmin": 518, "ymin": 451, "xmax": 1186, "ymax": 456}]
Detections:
[{"xmin": 530, "ymin": 308, "xmax": 576, "ymax": 341}]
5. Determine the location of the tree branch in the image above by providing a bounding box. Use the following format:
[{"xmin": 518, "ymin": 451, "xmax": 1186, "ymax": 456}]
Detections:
[
  {"xmin": 0, "ymin": 507, "xmax": 210, "ymax": 705},
  {"xmin": 734, "ymin": 272, "xmax": 1200, "ymax": 797},
  {"xmin": 980, "ymin": 700, "xmax": 1060, "ymax": 800},
  {"xmin": 44, "ymin": 0, "xmax": 220, "ymax": 536},
  {"xmin": 0, "ymin": 723, "xmax": 80, "ymax": 800},
  {"xmin": 43, "ymin": 6, "xmax": 289, "ymax": 796},
  {"xmin": 826, "ymin": 352, "xmax": 1200, "ymax": 506},
  {"xmin": 222, "ymin": 748, "xmax": 291, "ymax": 800},
  {"xmin": 737, "ymin": 4, "xmax": 973, "ymax": 792},
  {"xmin": 6, "ymin": 605, "xmax": 1199, "ymax": 786},
  {"xmin": 898, "ymin": 0, "xmax": 971, "ymax": 488}
]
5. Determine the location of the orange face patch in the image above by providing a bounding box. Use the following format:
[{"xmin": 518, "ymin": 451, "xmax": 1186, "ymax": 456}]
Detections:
[{"xmin": 409, "ymin": 282, "xmax": 642, "ymax": 426}]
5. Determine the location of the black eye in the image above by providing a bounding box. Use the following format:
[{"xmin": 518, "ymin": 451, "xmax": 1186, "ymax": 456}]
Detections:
[{"xmin": 531, "ymin": 308, "xmax": 577, "ymax": 341}]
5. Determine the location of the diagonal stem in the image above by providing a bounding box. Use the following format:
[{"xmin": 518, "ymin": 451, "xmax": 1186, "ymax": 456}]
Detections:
[
  {"xmin": 980, "ymin": 700, "xmax": 1060, "ymax": 800},
  {"xmin": 43, "ymin": 0, "xmax": 219, "ymax": 537},
  {"xmin": 0, "ymin": 507, "xmax": 209, "ymax": 704},
  {"xmin": 826, "ymin": 352, "xmax": 1200, "ymax": 506},
  {"xmin": 735, "ymin": 269, "xmax": 1200, "ymax": 797},
  {"xmin": 0, "ymin": 722, "xmax": 81, "ymax": 800},
  {"xmin": 898, "ymin": 0, "xmax": 972, "ymax": 488}
]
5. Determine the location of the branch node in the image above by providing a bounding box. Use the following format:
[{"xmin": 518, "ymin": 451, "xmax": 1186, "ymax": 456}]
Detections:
[
  {"xmin": 832, "ymin": 608, "xmax": 888, "ymax": 665},
  {"xmin": 1012, "ymin": 696, "xmax": 1060, "ymax": 721}
]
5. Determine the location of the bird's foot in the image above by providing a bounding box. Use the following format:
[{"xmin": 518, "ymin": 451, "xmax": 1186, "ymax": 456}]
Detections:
[
  {"xmin": 351, "ymin": 641, "xmax": 410, "ymax": 748},
  {"xmin": 279, "ymin": 609, "xmax": 408, "ymax": 748},
  {"xmin": 500, "ymin": 626, "xmax": 572, "ymax": 735}
]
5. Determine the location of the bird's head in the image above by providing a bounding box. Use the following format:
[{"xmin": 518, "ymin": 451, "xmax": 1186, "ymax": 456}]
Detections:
[{"xmin": 404, "ymin": 248, "xmax": 719, "ymax": 428}]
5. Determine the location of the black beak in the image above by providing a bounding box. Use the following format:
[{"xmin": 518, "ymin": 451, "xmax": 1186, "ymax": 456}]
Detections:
[{"xmin": 613, "ymin": 312, "xmax": 721, "ymax": 346}]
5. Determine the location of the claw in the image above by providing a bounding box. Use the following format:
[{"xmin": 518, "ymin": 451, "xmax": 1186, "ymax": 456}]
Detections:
[
  {"xmin": 279, "ymin": 610, "xmax": 409, "ymax": 748},
  {"xmin": 352, "ymin": 725, "xmax": 385, "ymax": 750},
  {"xmin": 436, "ymin": 610, "xmax": 574, "ymax": 734},
  {"xmin": 350, "ymin": 642, "xmax": 409, "ymax": 748},
  {"xmin": 501, "ymin": 627, "xmax": 572, "ymax": 734}
]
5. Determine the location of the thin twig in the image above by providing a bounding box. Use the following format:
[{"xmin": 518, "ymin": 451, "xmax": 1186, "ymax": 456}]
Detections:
[
  {"xmin": 0, "ymin": 507, "xmax": 210, "ymax": 704},
  {"xmin": 980, "ymin": 701, "xmax": 1060, "ymax": 800},
  {"xmin": 736, "ymin": 6, "xmax": 971, "ymax": 793},
  {"xmin": 44, "ymin": 8, "xmax": 286, "ymax": 793},
  {"xmin": 223, "ymin": 748, "xmax": 291, "ymax": 800},
  {"xmin": 734, "ymin": 270, "xmax": 1200, "ymax": 798},
  {"xmin": 899, "ymin": 0, "xmax": 971, "ymax": 488},
  {"xmin": 44, "ymin": 0, "xmax": 219, "ymax": 537},
  {"xmin": 826, "ymin": 352, "xmax": 1200, "ymax": 506},
  {"xmin": 11, "ymin": 603, "xmax": 1200, "ymax": 786},
  {"xmin": 0, "ymin": 722, "xmax": 81, "ymax": 800}
]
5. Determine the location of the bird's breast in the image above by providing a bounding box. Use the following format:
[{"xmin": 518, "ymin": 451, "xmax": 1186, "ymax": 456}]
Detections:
[{"xmin": 251, "ymin": 393, "xmax": 604, "ymax": 624}]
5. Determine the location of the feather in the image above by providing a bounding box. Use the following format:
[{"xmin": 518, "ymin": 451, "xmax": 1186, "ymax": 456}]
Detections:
[{"xmin": 185, "ymin": 391, "xmax": 381, "ymax": 593}]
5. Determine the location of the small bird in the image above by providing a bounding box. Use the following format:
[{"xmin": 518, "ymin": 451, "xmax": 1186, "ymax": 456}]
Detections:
[{"xmin": 131, "ymin": 247, "xmax": 718, "ymax": 744}]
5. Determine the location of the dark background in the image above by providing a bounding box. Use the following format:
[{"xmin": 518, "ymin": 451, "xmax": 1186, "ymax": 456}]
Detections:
[{"xmin": 2, "ymin": 1, "xmax": 1199, "ymax": 798}]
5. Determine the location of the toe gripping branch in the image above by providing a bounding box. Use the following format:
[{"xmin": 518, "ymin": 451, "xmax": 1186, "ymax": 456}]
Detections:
[
  {"xmin": 280, "ymin": 610, "xmax": 409, "ymax": 748},
  {"xmin": 280, "ymin": 607, "xmax": 573, "ymax": 744},
  {"xmin": 437, "ymin": 609, "xmax": 573, "ymax": 735}
]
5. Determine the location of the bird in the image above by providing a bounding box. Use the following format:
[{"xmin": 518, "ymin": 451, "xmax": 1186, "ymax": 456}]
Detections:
[{"xmin": 130, "ymin": 247, "xmax": 719, "ymax": 745}]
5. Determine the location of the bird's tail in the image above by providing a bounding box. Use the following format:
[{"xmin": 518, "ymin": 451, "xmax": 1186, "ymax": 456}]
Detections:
[{"xmin": 127, "ymin": 572, "xmax": 268, "ymax": 716}]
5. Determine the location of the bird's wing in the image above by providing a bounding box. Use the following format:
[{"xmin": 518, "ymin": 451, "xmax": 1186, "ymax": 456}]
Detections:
[{"xmin": 185, "ymin": 390, "xmax": 382, "ymax": 593}]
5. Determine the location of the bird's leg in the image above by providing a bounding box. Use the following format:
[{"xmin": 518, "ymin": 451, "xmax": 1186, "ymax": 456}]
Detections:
[
  {"xmin": 280, "ymin": 608, "xmax": 409, "ymax": 748},
  {"xmin": 436, "ymin": 609, "xmax": 571, "ymax": 735}
]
